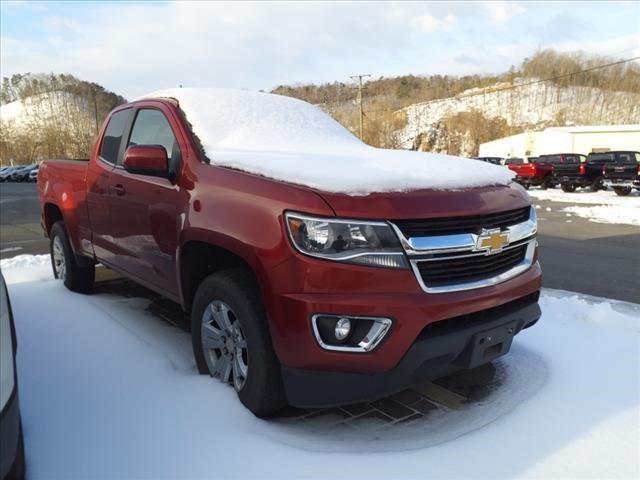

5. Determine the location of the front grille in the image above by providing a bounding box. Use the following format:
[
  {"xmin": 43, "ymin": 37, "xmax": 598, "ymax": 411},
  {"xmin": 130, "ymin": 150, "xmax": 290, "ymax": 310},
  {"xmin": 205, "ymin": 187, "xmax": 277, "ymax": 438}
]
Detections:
[
  {"xmin": 394, "ymin": 207, "xmax": 530, "ymax": 237},
  {"xmin": 416, "ymin": 244, "xmax": 527, "ymax": 287}
]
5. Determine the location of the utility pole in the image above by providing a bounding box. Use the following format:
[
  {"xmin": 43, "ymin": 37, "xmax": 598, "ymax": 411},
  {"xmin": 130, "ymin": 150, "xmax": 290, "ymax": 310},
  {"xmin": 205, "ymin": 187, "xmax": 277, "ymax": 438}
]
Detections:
[
  {"xmin": 350, "ymin": 74, "xmax": 370, "ymax": 141},
  {"xmin": 93, "ymin": 87, "xmax": 99, "ymax": 135}
]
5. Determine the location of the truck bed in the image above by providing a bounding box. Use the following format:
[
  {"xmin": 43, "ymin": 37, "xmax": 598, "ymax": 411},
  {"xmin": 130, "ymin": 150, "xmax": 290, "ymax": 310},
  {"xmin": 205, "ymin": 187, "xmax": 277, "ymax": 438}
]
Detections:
[{"xmin": 37, "ymin": 159, "xmax": 91, "ymax": 255}]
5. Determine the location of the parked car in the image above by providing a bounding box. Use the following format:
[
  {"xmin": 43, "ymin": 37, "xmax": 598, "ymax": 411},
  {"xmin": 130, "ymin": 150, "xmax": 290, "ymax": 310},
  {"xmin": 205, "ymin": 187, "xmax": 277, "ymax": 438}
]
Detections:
[
  {"xmin": 474, "ymin": 156, "xmax": 503, "ymax": 165},
  {"xmin": 0, "ymin": 272, "xmax": 26, "ymax": 480},
  {"xmin": 38, "ymin": 89, "xmax": 541, "ymax": 417},
  {"xmin": 602, "ymin": 151, "xmax": 640, "ymax": 196},
  {"xmin": 553, "ymin": 152, "xmax": 616, "ymax": 192},
  {"xmin": 0, "ymin": 167, "xmax": 16, "ymax": 182},
  {"xmin": 505, "ymin": 157, "xmax": 553, "ymax": 189},
  {"xmin": 9, "ymin": 165, "xmax": 35, "ymax": 183},
  {"xmin": 28, "ymin": 166, "xmax": 39, "ymax": 182}
]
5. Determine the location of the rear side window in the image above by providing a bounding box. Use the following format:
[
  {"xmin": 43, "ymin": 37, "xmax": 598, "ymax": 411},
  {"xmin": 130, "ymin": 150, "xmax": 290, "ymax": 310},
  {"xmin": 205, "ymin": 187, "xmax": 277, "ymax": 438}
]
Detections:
[
  {"xmin": 126, "ymin": 109, "xmax": 180, "ymax": 165},
  {"xmin": 100, "ymin": 109, "xmax": 131, "ymax": 164},
  {"xmin": 505, "ymin": 158, "xmax": 523, "ymax": 165},
  {"xmin": 588, "ymin": 153, "xmax": 615, "ymax": 163},
  {"xmin": 540, "ymin": 155, "xmax": 561, "ymax": 164}
]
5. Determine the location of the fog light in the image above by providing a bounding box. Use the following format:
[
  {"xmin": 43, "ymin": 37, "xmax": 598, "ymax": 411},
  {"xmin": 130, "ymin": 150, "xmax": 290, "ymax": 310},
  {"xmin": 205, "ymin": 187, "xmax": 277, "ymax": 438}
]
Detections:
[
  {"xmin": 312, "ymin": 314, "xmax": 393, "ymax": 352},
  {"xmin": 334, "ymin": 317, "xmax": 352, "ymax": 340}
]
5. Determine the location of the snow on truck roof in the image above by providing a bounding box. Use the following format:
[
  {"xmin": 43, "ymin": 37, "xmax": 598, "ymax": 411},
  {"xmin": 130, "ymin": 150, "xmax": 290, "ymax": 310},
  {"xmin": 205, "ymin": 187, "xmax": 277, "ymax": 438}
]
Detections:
[{"xmin": 143, "ymin": 88, "xmax": 514, "ymax": 195}]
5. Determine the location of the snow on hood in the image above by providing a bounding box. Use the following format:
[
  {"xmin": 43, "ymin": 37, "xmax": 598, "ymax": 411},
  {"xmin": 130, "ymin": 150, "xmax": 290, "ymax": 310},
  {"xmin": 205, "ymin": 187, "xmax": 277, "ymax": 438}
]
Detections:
[{"xmin": 142, "ymin": 88, "xmax": 514, "ymax": 195}]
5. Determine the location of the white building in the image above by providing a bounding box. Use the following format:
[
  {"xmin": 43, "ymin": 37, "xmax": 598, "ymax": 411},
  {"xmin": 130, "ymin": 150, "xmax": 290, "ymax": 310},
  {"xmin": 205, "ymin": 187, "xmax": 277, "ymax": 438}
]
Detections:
[{"xmin": 478, "ymin": 125, "xmax": 640, "ymax": 158}]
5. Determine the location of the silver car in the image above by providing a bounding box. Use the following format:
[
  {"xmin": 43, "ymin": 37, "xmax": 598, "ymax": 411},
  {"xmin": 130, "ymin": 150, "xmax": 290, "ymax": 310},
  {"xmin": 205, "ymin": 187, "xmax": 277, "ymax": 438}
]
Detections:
[{"xmin": 0, "ymin": 272, "xmax": 25, "ymax": 479}]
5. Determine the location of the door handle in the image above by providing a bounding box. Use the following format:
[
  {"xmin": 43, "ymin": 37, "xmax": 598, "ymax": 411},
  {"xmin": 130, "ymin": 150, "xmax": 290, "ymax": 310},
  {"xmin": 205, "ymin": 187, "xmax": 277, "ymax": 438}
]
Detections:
[{"xmin": 110, "ymin": 184, "xmax": 126, "ymax": 196}]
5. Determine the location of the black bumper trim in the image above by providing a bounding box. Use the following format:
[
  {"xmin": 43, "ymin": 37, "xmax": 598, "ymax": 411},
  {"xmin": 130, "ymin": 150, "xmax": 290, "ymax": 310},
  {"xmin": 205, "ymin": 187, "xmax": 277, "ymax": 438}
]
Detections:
[{"xmin": 282, "ymin": 296, "xmax": 541, "ymax": 408}]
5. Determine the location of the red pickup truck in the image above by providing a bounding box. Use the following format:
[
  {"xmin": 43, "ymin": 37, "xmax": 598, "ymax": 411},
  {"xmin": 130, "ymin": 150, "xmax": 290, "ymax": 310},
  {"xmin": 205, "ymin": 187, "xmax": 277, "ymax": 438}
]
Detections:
[
  {"xmin": 505, "ymin": 157, "xmax": 554, "ymax": 189},
  {"xmin": 38, "ymin": 89, "xmax": 541, "ymax": 416}
]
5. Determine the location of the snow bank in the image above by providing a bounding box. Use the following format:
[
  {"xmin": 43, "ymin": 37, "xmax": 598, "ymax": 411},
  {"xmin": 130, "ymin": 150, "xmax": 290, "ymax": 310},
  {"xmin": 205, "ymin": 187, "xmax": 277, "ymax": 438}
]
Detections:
[
  {"xmin": 0, "ymin": 254, "xmax": 51, "ymax": 283},
  {"xmin": 142, "ymin": 88, "xmax": 514, "ymax": 195},
  {"xmin": 529, "ymin": 189, "xmax": 640, "ymax": 206},
  {"xmin": 562, "ymin": 204, "xmax": 640, "ymax": 226},
  {"xmin": 3, "ymin": 256, "xmax": 639, "ymax": 478},
  {"xmin": 529, "ymin": 189, "xmax": 640, "ymax": 226}
]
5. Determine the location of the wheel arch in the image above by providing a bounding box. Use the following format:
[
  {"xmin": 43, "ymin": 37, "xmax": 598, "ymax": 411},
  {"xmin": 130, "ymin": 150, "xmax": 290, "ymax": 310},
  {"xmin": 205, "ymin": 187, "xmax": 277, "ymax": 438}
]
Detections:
[
  {"xmin": 43, "ymin": 202, "xmax": 64, "ymax": 235},
  {"xmin": 178, "ymin": 238, "xmax": 266, "ymax": 313}
]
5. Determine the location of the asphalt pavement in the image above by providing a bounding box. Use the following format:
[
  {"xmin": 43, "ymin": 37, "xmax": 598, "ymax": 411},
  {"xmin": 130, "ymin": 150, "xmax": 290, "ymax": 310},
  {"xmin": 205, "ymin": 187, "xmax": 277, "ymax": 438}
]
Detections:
[{"xmin": 1, "ymin": 182, "xmax": 638, "ymax": 302}]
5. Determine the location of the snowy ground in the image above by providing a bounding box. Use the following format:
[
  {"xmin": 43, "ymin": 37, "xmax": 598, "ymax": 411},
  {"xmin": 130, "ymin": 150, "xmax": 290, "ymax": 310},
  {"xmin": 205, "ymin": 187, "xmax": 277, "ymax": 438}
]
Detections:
[
  {"xmin": 2, "ymin": 255, "xmax": 639, "ymax": 479},
  {"xmin": 528, "ymin": 189, "xmax": 640, "ymax": 226}
]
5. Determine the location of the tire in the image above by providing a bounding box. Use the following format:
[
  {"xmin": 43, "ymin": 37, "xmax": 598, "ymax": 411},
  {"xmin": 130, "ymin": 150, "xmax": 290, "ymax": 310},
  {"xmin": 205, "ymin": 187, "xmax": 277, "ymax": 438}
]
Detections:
[
  {"xmin": 540, "ymin": 176, "xmax": 551, "ymax": 190},
  {"xmin": 191, "ymin": 268, "xmax": 286, "ymax": 417},
  {"xmin": 561, "ymin": 183, "xmax": 576, "ymax": 193},
  {"xmin": 522, "ymin": 183, "xmax": 530, "ymax": 190},
  {"xmin": 590, "ymin": 177, "xmax": 603, "ymax": 192},
  {"xmin": 50, "ymin": 221, "xmax": 95, "ymax": 293},
  {"xmin": 613, "ymin": 186, "xmax": 632, "ymax": 196}
]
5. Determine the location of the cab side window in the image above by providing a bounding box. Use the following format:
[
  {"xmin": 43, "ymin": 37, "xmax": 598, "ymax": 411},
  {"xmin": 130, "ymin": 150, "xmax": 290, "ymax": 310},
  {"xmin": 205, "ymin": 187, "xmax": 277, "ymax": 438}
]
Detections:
[
  {"xmin": 99, "ymin": 109, "xmax": 131, "ymax": 164},
  {"xmin": 125, "ymin": 109, "xmax": 180, "ymax": 166}
]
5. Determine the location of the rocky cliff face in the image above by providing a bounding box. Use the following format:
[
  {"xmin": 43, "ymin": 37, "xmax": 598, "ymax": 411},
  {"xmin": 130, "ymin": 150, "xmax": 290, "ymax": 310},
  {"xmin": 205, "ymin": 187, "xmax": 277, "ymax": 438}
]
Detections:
[{"xmin": 396, "ymin": 79, "xmax": 640, "ymax": 156}]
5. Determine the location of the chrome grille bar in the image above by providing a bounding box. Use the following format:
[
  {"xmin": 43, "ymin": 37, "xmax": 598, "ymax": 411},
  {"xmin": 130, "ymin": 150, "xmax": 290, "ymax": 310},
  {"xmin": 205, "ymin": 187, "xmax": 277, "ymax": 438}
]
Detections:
[{"xmin": 390, "ymin": 206, "xmax": 538, "ymax": 293}]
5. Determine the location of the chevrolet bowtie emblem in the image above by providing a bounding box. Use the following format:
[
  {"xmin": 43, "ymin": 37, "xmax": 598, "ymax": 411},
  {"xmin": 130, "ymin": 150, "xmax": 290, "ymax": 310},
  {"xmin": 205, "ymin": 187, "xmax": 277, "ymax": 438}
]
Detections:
[{"xmin": 476, "ymin": 230, "xmax": 509, "ymax": 253}]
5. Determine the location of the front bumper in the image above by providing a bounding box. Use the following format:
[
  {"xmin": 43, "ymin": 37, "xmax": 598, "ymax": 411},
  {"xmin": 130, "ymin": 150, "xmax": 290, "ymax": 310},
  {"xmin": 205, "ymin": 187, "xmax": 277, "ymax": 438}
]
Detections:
[{"xmin": 283, "ymin": 293, "xmax": 541, "ymax": 407}]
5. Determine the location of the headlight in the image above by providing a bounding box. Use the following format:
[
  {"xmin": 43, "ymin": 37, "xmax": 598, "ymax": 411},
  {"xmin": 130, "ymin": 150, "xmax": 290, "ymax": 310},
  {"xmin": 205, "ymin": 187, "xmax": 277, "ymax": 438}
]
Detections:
[{"xmin": 285, "ymin": 212, "xmax": 408, "ymax": 269}]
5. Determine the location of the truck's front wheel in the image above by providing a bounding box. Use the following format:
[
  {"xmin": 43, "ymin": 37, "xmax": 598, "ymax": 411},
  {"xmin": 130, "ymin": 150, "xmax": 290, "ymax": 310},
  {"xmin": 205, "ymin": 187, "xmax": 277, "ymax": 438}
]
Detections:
[
  {"xmin": 50, "ymin": 221, "xmax": 95, "ymax": 293},
  {"xmin": 191, "ymin": 269, "xmax": 286, "ymax": 417}
]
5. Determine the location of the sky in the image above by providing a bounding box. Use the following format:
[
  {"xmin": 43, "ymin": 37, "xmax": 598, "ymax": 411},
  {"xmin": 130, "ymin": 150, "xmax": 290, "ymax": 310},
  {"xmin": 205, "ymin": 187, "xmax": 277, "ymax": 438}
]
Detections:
[{"xmin": 1, "ymin": 1, "xmax": 639, "ymax": 100}]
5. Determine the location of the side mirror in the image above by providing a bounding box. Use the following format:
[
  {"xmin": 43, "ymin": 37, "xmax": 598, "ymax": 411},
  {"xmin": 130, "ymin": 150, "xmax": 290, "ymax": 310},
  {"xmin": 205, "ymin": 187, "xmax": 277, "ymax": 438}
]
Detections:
[{"xmin": 123, "ymin": 145, "xmax": 168, "ymax": 178}]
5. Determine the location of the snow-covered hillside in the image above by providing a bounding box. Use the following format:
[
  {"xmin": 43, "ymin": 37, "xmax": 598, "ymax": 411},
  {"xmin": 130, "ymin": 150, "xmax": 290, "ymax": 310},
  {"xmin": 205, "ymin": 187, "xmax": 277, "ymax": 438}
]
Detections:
[
  {"xmin": 397, "ymin": 79, "xmax": 640, "ymax": 151},
  {"xmin": 0, "ymin": 91, "xmax": 92, "ymax": 130}
]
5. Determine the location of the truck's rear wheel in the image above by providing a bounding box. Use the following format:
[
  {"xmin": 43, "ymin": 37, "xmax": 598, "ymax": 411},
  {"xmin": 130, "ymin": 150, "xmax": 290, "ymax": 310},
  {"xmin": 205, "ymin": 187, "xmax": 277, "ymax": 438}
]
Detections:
[
  {"xmin": 50, "ymin": 221, "xmax": 95, "ymax": 293},
  {"xmin": 540, "ymin": 176, "xmax": 551, "ymax": 190},
  {"xmin": 191, "ymin": 268, "xmax": 286, "ymax": 417},
  {"xmin": 613, "ymin": 186, "xmax": 632, "ymax": 196},
  {"xmin": 561, "ymin": 183, "xmax": 576, "ymax": 193}
]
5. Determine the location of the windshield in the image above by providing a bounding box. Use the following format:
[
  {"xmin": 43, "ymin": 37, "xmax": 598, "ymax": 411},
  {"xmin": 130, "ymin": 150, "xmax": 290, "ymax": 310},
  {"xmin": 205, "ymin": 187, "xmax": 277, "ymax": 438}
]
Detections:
[
  {"xmin": 505, "ymin": 158, "xmax": 524, "ymax": 165},
  {"xmin": 539, "ymin": 155, "xmax": 562, "ymax": 164},
  {"xmin": 587, "ymin": 153, "xmax": 615, "ymax": 163}
]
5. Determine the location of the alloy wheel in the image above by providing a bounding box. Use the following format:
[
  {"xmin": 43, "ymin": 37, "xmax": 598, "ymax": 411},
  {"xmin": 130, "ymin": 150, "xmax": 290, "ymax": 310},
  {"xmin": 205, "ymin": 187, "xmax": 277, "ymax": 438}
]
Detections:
[
  {"xmin": 52, "ymin": 236, "xmax": 66, "ymax": 281},
  {"xmin": 201, "ymin": 300, "xmax": 249, "ymax": 391}
]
